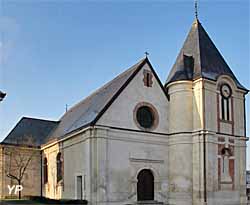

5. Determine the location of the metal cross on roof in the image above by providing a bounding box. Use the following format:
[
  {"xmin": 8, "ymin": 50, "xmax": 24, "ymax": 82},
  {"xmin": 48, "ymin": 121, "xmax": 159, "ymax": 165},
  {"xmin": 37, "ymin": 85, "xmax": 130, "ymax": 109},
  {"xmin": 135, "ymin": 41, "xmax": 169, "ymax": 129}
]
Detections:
[{"xmin": 144, "ymin": 51, "xmax": 149, "ymax": 57}]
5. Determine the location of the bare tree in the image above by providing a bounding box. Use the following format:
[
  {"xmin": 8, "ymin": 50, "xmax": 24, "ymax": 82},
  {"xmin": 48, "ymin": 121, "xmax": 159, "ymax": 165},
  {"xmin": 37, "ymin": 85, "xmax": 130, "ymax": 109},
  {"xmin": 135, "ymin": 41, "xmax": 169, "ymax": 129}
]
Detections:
[
  {"xmin": 4, "ymin": 136, "xmax": 37, "ymax": 199},
  {"xmin": 0, "ymin": 90, "xmax": 6, "ymax": 101}
]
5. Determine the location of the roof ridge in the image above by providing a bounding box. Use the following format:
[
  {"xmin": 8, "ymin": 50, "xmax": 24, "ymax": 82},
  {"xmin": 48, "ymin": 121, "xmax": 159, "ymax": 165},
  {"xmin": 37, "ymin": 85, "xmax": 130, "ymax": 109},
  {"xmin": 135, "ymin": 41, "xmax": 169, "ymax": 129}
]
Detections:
[
  {"xmin": 195, "ymin": 20, "xmax": 202, "ymax": 74},
  {"xmin": 22, "ymin": 116, "xmax": 58, "ymax": 123}
]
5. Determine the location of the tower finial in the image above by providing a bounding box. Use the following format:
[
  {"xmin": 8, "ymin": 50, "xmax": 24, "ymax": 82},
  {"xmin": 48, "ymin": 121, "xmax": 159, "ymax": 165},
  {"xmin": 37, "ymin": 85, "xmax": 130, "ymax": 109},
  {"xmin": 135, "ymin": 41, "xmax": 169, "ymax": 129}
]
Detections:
[{"xmin": 195, "ymin": 0, "xmax": 198, "ymax": 19}]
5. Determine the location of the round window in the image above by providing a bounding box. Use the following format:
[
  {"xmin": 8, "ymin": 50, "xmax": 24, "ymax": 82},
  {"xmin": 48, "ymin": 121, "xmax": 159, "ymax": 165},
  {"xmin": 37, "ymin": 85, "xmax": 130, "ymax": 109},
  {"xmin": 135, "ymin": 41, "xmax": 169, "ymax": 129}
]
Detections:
[{"xmin": 136, "ymin": 106, "xmax": 154, "ymax": 129}]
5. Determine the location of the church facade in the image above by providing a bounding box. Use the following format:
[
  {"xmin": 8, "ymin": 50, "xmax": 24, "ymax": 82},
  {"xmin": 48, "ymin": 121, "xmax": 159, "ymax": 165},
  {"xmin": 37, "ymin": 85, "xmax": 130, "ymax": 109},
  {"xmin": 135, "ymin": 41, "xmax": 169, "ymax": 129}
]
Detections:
[{"xmin": 0, "ymin": 18, "xmax": 249, "ymax": 205}]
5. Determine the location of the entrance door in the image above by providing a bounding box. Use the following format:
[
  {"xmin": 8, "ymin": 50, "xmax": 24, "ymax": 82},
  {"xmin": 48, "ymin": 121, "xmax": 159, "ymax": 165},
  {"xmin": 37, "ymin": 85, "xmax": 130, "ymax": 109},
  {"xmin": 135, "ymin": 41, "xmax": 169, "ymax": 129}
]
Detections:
[
  {"xmin": 137, "ymin": 169, "xmax": 154, "ymax": 201},
  {"xmin": 76, "ymin": 176, "xmax": 83, "ymax": 200}
]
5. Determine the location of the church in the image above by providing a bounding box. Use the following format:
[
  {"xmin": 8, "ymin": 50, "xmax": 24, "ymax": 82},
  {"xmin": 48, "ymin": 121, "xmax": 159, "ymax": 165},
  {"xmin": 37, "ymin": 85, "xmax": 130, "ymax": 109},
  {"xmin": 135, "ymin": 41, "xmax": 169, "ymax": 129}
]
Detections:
[{"xmin": 0, "ymin": 15, "xmax": 248, "ymax": 205}]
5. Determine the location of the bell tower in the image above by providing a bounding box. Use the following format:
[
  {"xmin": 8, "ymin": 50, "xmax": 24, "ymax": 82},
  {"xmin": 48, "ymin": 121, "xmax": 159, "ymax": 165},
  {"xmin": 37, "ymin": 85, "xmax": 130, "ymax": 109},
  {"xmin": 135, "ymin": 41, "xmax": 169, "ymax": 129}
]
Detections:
[{"xmin": 165, "ymin": 17, "xmax": 248, "ymax": 205}]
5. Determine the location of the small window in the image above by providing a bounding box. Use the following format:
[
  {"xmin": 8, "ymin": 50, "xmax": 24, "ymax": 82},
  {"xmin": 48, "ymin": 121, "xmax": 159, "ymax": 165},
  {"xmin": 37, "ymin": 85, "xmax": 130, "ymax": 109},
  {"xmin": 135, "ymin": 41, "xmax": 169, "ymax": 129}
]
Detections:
[
  {"xmin": 56, "ymin": 153, "xmax": 63, "ymax": 182},
  {"xmin": 43, "ymin": 157, "xmax": 48, "ymax": 184},
  {"xmin": 143, "ymin": 70, "xmax": 153, "ymax": 87},
  {"xmin": 220, "ymin": 84, "xmax": 232, "ymax": 121},
  {"xmin": 183, "ymin": 55, "xmax": 194, "ymax": 79}
]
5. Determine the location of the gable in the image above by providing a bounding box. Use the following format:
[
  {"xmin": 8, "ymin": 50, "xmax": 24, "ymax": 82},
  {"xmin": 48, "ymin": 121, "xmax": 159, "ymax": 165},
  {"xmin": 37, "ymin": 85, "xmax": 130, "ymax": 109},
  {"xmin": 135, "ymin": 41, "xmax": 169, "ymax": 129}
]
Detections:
[
  {"xmin": 45, "ymin": 58, "xmax": 147, "ymax": 142},
  {"xmin": 96, "ymin": 62, "xmax": 169, "ymax": 133}
]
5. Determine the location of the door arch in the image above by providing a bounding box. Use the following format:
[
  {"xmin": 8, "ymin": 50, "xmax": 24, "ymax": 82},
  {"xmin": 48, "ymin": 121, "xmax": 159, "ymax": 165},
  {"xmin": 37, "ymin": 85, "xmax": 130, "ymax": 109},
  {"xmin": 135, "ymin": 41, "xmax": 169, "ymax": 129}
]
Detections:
[{"xmin": 137, "ymin": 169, "xmax": 154, "ymax": 201}]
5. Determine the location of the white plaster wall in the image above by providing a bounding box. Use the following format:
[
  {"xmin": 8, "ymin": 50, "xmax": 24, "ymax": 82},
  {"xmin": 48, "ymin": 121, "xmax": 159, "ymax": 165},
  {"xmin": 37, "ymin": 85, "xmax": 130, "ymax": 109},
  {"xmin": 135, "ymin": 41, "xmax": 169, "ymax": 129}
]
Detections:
[
  {"xmin": 166, "ymin": 81, "xmax": 195, "ymax": 205},
  {"xmin": 206, "ymin": 134, "xmax": 218, "ymax": 193},
  {"xmin": 220, "ymin": 122, "xmax": 233, "ymax": 135},
  {"xmin": 235, "ymin": 137, "xmax": 248, "ymax": 204},
  {"xmin": 192, "ymin": 133, "xmax": 207, "ymax": 205},
  {"xmin": 193, "ymin": 80, "xmax": 203, "ymax": 131},
  {"xmin": 94, "ymin": 127, "xmax": 169, "ymax": 204},
  {"xmin": 168, "ymin": 81, "xmax": 193, "ymax": 133},
  {"xmin": 97, "ymin": 63, "xmax": 169, "ymax": 134},
  {"xmin": 42, "ymin": 130, "xmax": 92, "ymax": 201},
  {"xmin": 233, "ymin": 94, "xmax": 245, "ymax": 136},
  {"xmin": 203, "ymin": 80, "xmax": 217, "ymax": 132},
  {"xmin": 62, "ymin": 131, "xmax": 91, "ymax": 200},
  {"xmin": 168, "ymin": 134, "xmax": 193, "ymax": 205}
]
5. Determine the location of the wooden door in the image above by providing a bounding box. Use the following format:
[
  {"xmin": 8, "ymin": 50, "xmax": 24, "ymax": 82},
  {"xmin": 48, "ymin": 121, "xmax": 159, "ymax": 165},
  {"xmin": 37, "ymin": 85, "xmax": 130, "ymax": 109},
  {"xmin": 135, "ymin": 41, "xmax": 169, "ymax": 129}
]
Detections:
[
  {"xmin": 137, "ymin": 169, "xmax": 154, "ymax": 201},
  {"xmin": 77, "ymin": 176, "xmax": 83, "ymax": 200}
]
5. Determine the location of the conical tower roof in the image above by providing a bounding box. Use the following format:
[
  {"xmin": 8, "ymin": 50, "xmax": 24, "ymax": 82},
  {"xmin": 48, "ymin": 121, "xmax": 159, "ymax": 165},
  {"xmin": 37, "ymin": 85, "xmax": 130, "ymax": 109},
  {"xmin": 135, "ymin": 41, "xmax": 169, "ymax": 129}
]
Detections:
[{"xmin": 165, "ymin": 19, "xmax": 246, "ymax": 90}]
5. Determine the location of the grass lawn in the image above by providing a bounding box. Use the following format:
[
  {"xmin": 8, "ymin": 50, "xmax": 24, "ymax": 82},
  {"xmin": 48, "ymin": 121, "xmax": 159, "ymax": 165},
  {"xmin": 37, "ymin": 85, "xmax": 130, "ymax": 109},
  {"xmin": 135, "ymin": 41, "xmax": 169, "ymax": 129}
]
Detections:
[
  {"xmin": 0, "ymin": 200, "xmax": 47, "ymax": 205},
  {"xmin": 0, "ymin": 199, "xmax": 87, "ymax": 205}
]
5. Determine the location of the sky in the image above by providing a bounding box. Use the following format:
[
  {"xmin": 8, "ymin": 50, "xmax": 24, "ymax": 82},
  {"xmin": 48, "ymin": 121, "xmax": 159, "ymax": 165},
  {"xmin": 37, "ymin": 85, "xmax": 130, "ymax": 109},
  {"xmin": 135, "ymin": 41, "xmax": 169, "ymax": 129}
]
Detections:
[{"xmin": 0, "ymin": 0, "xmax": 249, "ymax": 168}]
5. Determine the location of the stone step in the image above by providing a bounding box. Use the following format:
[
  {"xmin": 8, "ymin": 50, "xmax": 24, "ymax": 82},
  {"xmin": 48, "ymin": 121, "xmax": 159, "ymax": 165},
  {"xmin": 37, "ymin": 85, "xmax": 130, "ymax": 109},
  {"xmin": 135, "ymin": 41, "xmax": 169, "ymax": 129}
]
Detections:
[{"xmin": 126, "ymin": 201, "xmax": 165, "ymax": 205}]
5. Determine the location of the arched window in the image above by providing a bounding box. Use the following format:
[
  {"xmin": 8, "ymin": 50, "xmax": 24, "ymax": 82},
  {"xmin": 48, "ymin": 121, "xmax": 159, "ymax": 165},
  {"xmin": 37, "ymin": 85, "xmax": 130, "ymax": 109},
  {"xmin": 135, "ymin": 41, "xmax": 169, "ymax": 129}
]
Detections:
[
  {"xmin": 56, "ymin": 153, "xmax": 63, "ymax": 182},
  {"xmin": 220, "ymin": 84, "xmax": 232, "ymax": 121},
  {"xmin": 43, "ymin": 157, "xmax": 48, "ymax": 184}
]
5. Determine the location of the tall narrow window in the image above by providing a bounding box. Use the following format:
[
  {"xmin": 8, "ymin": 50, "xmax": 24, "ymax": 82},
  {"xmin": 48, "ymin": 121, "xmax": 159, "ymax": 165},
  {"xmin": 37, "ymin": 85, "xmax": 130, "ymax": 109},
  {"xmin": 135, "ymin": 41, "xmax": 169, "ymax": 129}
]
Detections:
[
  {"xmin": 146, "ymin": 73, "xmax": 150, "ymax": 87},
  {"xmin": 220, "ymin": 84, "xmax": 232, "ymax": 121},
  {"xmin": 143, "ymin": 70, "xmax": 153, "ymax": 87},
  {"xmin": 43, "ymin": 157, "xmax": 48, "ymax": 184},
  {"xmin": 56, "ymin": 153, "xmax": 63, "ymax": 182}
]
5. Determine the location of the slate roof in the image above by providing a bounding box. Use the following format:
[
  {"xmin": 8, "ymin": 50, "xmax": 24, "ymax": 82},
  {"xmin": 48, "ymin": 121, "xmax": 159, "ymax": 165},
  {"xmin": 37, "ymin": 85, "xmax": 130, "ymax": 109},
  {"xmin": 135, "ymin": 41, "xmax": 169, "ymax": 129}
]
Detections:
[
  {"xmin": 2, "ymin": 58, "xmax": 150, "ymax": 146},
  {"xmin": 1, "ymin": 117, "xmax": 59, "ymax": 147},
  {"xmin": 165, "ymin": 19, "xmax": 247, "ymax": 91},
  {"xmin": 45, "ymin": 57, "xmax": 148, "ymax": 142}
]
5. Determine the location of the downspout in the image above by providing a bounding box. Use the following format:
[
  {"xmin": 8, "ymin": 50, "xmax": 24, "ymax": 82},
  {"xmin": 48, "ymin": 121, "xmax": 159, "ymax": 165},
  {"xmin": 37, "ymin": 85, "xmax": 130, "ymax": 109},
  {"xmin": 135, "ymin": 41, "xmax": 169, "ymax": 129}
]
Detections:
[
  {"xmin": 1, "ymin": 146, "xmax": 4, "ymax": 198},
  {"xmin": 202, "ymin": 80, "xmax": 207, "ymax": 203},
  {"xmin": 244, "ymin": 96, "xmax": 246, "ymax": 137},
  {"xmin": 165, "ymin": 86, "xmax": 170, "ymax": 101},
  {"xmin": 40, "ymin": 150, "xmax": 43, "ymax": 198},
  {"xmin": 2, "ymin": 146, "xmax": 5, "ymax": 198},
  {"xmin": 203, "ymin": 134, "xmax": 207, "ymax": 203}
]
